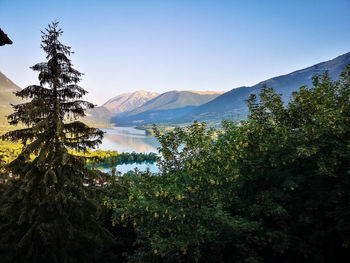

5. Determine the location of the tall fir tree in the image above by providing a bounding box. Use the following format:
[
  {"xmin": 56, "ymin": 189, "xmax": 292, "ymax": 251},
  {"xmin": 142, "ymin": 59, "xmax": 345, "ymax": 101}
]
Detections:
[{"xmin": 0, "ymin": 22, "xmax": 105, "ymax": 263}]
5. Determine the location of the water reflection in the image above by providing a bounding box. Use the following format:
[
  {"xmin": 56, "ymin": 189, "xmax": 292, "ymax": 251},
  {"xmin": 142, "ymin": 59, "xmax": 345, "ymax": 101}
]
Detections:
[
  {"xmin": 98, "ymin": 127, "xmax": 159, "ymax": 153},
  {"xmin": 102, "ymin": 161, "xmax": 160, "ymax": 174}
]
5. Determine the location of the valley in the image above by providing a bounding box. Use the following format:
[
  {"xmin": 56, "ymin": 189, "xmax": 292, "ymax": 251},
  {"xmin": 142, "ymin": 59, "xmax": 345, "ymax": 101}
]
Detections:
[{"xmin": 1, "ymin": 52, "xmax": 350, "ymax": 172}]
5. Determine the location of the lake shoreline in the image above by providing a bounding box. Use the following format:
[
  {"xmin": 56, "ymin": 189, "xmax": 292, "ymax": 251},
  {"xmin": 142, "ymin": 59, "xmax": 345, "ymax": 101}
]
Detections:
[{"xmin": 96, "ymin": 126, "xmax": 161, "ymax": 173}]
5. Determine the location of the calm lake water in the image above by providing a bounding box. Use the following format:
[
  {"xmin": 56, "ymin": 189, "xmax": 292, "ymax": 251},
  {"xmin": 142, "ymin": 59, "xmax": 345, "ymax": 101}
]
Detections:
[
  {"xmin": 99, "ymin": 127, "xmax": 159, "ymax": 153},
  {"xmin": 98, "ymin": 127, "xmax": 160, "ymax": 174}
]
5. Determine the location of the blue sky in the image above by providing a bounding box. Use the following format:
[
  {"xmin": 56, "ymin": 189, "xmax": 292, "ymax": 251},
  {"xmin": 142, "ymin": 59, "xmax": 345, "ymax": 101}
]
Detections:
[{"xmin": 0, "ymin": 0, "xmax": 349, "ymax": 105}]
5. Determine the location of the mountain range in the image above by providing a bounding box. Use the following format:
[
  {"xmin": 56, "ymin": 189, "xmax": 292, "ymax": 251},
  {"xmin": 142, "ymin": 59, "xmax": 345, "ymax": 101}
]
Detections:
[
  {"xmin": 1, "ymin": 51, "xmax": 349, "ymax": 128},
  {"xmin": 178, "ymin": 52, "xmax": 350, "ymax": 123},
  {"xmin": 103, "ymin": 91, "xmax": 159, "ymax": 114},
  {"xmin": 103, "ymin": 52, "xmax": 350, "ymax": 126},
  {"xmin": 111, "ymin": 90, "xmax": 224, "ymax": 125}
]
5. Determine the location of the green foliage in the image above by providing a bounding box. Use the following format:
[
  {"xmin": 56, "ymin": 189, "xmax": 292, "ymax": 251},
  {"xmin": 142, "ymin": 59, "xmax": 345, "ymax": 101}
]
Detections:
[
  {"xmin": 0, "ymin": 139, "xmax": 22, "ymax": 164},
  {"xmin": 1, "ymin": 21, "xmax": 349, "ymax": 262},
  {"xmin": 0, "ymin": 22, "xmax": 107, "ymax": 263},
  {"xmin": 222, "ymin": 68, "xmax": 350, "ymax": 262},
  {"xmin": 106, "ymin": 67, "xmax": 350, "ymax": 262},
  {"xmin": 106, "ymin": 122, "xmax": 262, "ymax": 262}
]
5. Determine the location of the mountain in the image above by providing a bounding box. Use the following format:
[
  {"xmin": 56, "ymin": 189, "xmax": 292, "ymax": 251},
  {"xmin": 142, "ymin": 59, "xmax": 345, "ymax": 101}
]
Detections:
[
  {"xmin": 103, "ymin": 90, "xmax": 159, "ymax": 114},
  {"xmin": 0, "ymin": 71, "xmax": 22, "ymax": 128},
  {"xmin": 0, "ymin": 71, "xmax": 21, "ymax": 107},
  {"xmin": 111, "ymin": 90, "xmax": 224, "ymax": 125},
  {"xmin": 0, "ymin": 72, "xmax": 24, "ymax": 131},
  {"xmin": 83, "ymin": 106, "xmax": 114, "ymax": 127},
  {"xmin": 0, "ymin": 71, "xmax": 112, "ymax": 128},
  {"xmin": 176, "ymin": 52, "xmax": 350, "ymax": 124}
]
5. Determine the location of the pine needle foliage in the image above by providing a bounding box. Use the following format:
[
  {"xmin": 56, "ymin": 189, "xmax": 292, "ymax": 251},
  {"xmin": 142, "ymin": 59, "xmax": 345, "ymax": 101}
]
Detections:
[{"xmin": 0, "ymin": 22, "xmax": 105, "ymax": 263}]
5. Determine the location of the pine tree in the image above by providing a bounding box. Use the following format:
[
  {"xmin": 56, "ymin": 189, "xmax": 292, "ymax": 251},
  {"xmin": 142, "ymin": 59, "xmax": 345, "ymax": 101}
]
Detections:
[{"xmin": 0, "ymin": 22, "xmax": 105, "ymax": 263}]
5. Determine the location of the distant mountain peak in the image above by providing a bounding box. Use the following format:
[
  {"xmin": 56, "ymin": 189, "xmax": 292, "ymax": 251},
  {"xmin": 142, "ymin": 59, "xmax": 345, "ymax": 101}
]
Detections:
[
  {"xmin": 102, "ymin": 90, "xmax": 160, "ymax": 114},
  {"xmin": 111, "ymin": 89, "xmax": 224, "ymax": 125}
]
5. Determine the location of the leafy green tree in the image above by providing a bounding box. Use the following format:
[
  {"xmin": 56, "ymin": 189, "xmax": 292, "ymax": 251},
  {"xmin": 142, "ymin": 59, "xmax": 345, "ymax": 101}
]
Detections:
[
  {"xmin": 216, "ymin": 68, "xmax": 350, "ymax": 262},
  {"xmin": 107, "ymin": 122, "xmax": 262, "ymax": 262},
  {"xmin": 106, "ymin": 67, "xmax": 350, "ymax": 263},
  {"xmin": 0, "ymin": 22, "xmax": 105, "ymax": 263}
]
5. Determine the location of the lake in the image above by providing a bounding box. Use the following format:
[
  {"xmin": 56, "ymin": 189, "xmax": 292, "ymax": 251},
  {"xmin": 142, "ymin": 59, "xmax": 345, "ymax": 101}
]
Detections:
[
  {"xmin": 102, "ymin": 161, "xmax": 160, "ymax": 174},
  {"xmin": 99, "ymin": 127, "xmax": 159, "ymax": 153},
  {"xmin": 98, "ymin": 127, "xmax": 160, "ymax": 174}
]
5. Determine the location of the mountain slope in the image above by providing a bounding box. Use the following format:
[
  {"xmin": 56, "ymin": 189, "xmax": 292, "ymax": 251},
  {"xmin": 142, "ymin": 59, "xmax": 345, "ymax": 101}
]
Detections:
[
  {"xmin": 82, "ymin": 106, "xmax": 114, "ymax": 127},
  {"xmin": 103, "ymin": 90, "xmax": 159, "ymax": 114},
  {"xmin": 127, "ymin": 90, "xmax": 224, "ymax": 116},
  {"xmin": 178, "ymin": 52, "xmax": 350, "ymax": 123},
  {"xmin": 0, "ymin": 71, "xmax": 22, "ymax": 127},
  {"xmin": 0, "ymin": 71, "xmax": 21, "ymax": 107},
  {"xmin": 0, "ymin": 71, "xmax": 112, "ymax": 128},
  {"xmin": 112, "ymin": 90, "xmax": 224, "ymax": 125}
]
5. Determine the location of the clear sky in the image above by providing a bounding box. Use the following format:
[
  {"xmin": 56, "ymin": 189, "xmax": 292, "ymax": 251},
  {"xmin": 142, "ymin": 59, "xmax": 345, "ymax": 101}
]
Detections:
[{"xmin": 0, "ymin": 0, "xmax": 349, "ymax": 105}]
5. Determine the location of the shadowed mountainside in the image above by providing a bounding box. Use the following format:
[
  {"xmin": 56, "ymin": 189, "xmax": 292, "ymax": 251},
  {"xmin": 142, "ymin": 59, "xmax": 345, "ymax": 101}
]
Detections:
[{"xmin": 175, "ymin": 52, "xmax": 350, "ymax": 123}]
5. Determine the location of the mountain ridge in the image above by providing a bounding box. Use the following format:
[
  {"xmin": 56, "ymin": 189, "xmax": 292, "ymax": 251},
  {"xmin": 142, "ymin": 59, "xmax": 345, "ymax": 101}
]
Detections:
[
  {"xmin": 103, "ymin": 90, "xmax": 159, "ymax": 114},
  {"xmin": 126, "ymin": 90, "xmax": 224, "ymax": 115},
  {"xmin": 111, "ymin": 90, "xmax": 224, "ymax": 125},
  {"xmin": 1, "ymin": 52, "xmax": 349, "ymax": 127},
  {"xmin": 0, "ymin": 71, "xmax": 22, "ymax": 107},
  {"xmin": 174, "ymin": 51, "xmax": 350, "ymax": 124}
]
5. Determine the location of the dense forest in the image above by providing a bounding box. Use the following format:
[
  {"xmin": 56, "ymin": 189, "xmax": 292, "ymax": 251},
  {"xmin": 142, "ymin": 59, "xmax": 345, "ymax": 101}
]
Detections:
[{"xmin": 0, "ymin": 23, "xmax": 349, "ymax": 263}]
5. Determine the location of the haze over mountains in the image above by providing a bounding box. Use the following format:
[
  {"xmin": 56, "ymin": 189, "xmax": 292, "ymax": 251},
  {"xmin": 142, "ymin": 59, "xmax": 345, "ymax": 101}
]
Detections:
[{"xmin": 1, "ymin": 52, "xmax": 349, "ymax": 127}]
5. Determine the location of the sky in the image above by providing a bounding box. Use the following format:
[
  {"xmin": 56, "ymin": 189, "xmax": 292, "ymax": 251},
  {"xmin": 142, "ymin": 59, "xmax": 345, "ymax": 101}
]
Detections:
[{"xmin": 0, "ymin": 0, "xmax": 349, "ymax": 105}]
